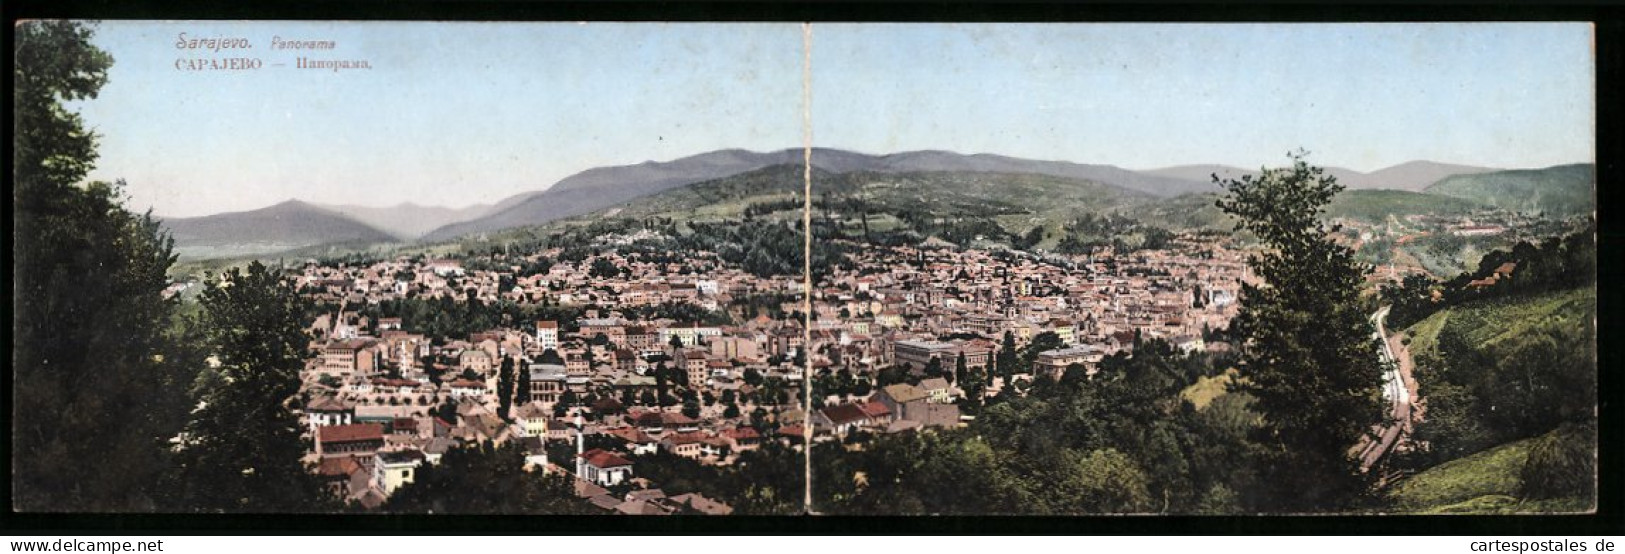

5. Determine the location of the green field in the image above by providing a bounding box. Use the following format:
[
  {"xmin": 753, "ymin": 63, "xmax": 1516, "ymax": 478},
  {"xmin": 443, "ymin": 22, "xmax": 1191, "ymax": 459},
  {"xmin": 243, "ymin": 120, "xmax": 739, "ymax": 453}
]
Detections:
[
  {"xmin": 1384, "ymin": 427, "xmax": 1593, "ymax": 514},
  {"xmin": 1325, "ymin": 189, "xmax": 1487, "ymax": 223},
  {"xmin": 1404, "ymin": 287, "xmax": 1595, "ymax": 355},
  {"xmin": 1391, "ymin": 286, "xmax": 1597, "ymax": 514},
  {"xmin": 1384, "ymin": 435, "xmax": 1532, "ymax": 513},
  {"xmin": 1179, "ymin": 368, "xmax": 1240, "ymax": 410}
]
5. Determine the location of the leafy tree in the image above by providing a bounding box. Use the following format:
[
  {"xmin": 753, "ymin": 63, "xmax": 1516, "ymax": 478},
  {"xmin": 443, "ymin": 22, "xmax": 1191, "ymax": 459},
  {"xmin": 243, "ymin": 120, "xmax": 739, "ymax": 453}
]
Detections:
[
  {"xmin": 384, "ymin": 442, "xmax": 593, "ymax": 514},
  {"xmin": 953, "ymin": 351, "xmax": 968, "ymax": 386},
  {"xmin": 163, "ymin": 262, "xmax": 334, "ymax": 512},
  {"xmin": 654, "ymin": 362, "xmax": 671, "ymax": 406},
  {"xmin": 515, "ymin": 358, "xmax": 532, "ymax": 404},
  {"xmin": 1214, "ymin": 153, "xmax": 1385, "ymax": 512},
  {"xmin": 997, "ymin": 331, "xmax": 1019, "ymax": 384},
  {"xmin": 682, "ymin": 394, "xmax": 702, "ymax": 420},
  {"xmin": 588, "ymin": 257, "xmax": 621, "ymax": 279},
  {"xmin": 1518, "ymin": 421, "xmax": 1596, "ymax": 503},
  {"xmin": 13, "ymin": 21, "xmax": 196, "ymax": 511},
  {"xmin": 1380, "ymin": 273, "xmax": 1439, "ymax": 329},
  {"xmin": 923, "ymin": 356, "xmax": 944, "ymax": 379},
  {"xmin": 497, "ymin": 356, "xmax": 516, "ymax": 421},
  {"xmin": 1050, "ymin": 448, "xmax": 1155, "ymax": 514},
  {"xmin": 1022, "ymin": 331, "xmax": 1065, "ymax": 369},
  {"xmin": 433, "ymin": 400, "xmax": 459, "ymax": 425}
]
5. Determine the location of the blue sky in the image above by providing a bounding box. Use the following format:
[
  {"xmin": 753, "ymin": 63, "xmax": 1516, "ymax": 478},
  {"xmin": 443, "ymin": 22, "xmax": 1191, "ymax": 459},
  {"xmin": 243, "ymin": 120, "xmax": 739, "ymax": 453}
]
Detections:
[
  {"xmin": 77, "ymin": 22, "xmax": 804, "ymax": 216},
  {"xmin": 811, "ymin": 23, "xmax": 1593, "ymax": 171},
  {"xmin": 73, "ymin": 22, "xmax": 1592, "ymax": 217}
]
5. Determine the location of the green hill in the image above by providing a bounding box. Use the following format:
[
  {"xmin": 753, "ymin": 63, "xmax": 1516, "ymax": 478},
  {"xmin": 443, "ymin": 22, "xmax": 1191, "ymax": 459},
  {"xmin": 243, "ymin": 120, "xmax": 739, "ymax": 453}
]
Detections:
[
  {"xmin": 1384, "ymin": 433, "xmax": 1533, "ymax": 513},
  {"xmin": 1394, "ymin": 287, "xmax": 1597, "ymax": 514},
  {"xmin": 1385, "ymin": 426, "xmax": 1593, "ymax": 514},
  {"xmin": 822, "ymin": 170, "xmax": 1151, "ymax": 217},
  {"xmin": 1406, "ymin": 287, "xmax": 1595, "ymax": 356},
  {"xmin": 1424, "ymin": 164, "xmax": 1594, "ymax": 217},
  {"xmin": 1120, "ymin": 192, "xmax": 1233, "ymax": 231},
  {"xmin": 1325, "ymin": 189, "xmax": 1487, "ymax": 222}
]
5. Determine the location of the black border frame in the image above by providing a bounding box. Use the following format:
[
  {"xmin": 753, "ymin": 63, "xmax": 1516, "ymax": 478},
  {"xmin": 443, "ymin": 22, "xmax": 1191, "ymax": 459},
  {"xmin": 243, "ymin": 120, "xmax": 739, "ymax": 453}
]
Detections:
[{"xmin": 4, "ymin": 0, "xmax": 1621, "ymax": 536}]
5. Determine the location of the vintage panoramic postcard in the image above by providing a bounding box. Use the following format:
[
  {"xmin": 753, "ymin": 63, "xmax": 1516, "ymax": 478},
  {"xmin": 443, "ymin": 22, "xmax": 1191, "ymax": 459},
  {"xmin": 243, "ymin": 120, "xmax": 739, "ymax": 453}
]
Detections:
[{"xmin": 13, "ymin": 21, "xmax": 1595, "ymax": 516}]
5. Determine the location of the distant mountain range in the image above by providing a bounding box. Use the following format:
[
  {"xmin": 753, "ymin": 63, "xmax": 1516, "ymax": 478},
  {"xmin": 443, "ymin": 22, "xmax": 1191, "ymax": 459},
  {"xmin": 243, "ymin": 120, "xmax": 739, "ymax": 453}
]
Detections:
[
  {"xmin": 160, "ymin": 148, "xmax": 1591, "ymax": 259},
  {"xmin": 420, "ymin": 147, "xmax": 1249, "ymax": 241},
  {"xmin": 160, "ymin": 200, "xmax": 399, "ymax": 259},
  {"xmin": 318, "ymin": 202, "xmax": 492, "ymax": 240},
  {"xmin": 1143, "ymin": 160, "xmax": 1499, "ymax": 192}
]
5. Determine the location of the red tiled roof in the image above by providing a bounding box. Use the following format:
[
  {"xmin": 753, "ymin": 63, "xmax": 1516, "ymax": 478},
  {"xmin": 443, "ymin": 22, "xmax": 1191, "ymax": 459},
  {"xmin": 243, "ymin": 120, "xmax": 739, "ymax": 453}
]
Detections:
[
  {"xmin": 722, "ymin": 427, "xmax": 761, "ymax": 440},
  {"xmin": 603, "ymin": 426, "xmax": 656, "ymax": 444},
  {"xmin": 859, "ymin": 400, "xmax": 892, "ymax": 418},
  {"xmin": 319, "ymin": 423, "xmax": 384, "ymax": 444},
  {"xmin": 663, "ymin": 431, "xmax": 709, "ymax": 445},
  {"xmin": 663, "ymin": 412, "xmax": 697, "ymax": 425},
  {"xmin": 820, "ymin": 403, "xmax": 869, "ymax": 426},
  {"xmin": 578, "ymin": 448, "xmax": 633, "ymax": 469},
  {"xmin": 316, "ymin": 455, "xmax": 366, "ymax": 477}
]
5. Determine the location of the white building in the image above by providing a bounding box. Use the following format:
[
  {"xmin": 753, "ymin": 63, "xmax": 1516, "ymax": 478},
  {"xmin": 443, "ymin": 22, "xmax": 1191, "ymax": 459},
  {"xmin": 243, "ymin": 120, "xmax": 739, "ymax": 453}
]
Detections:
[
  {"xmin": 535, "ymin": 321, "xmax": 560, "ymax": 351},
  {"xmin": 574, "ymin": 416, "xmax": 633, "ymax": 486},
  {"xmin": 373, "ymin": 450, "xmax": 425, "ymax": 496}
]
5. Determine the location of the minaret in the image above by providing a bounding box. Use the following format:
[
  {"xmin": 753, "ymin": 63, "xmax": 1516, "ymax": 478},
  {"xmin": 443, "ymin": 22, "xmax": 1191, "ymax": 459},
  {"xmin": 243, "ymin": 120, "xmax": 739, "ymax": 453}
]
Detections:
[{"xmin": 574, "ymin": 413, "xmax": 586, "ymax": 480}]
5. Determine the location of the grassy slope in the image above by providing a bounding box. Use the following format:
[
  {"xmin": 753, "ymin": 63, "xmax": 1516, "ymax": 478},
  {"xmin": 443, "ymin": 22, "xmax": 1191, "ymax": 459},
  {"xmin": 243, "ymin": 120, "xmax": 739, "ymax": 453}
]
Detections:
[
  {"xmin": 1325, "ymin": 189, "xmax": 1486, "ymax": 222},
  {"xmin": 1384, "ymin": 428, "xmax": 1592, "ymax": 514},
  {"xmin": 1179, "ymin": 368, "xmax": 1239, "ymax": 410},
  {"xmin": 1384, "ymin": 434, "xmax": 1533, "ymax": 513},
  {"xmin": 1390, "ymin": 287, "xmax": 1597, "ymax": 514},
  {"xmin": 1406, "ymin": 288, "xmax": 1595, "ymax": 355}
]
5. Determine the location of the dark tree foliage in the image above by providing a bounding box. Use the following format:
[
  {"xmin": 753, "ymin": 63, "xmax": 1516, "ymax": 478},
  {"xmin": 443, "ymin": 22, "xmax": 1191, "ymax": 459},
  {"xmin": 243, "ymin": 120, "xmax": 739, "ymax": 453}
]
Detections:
[
  {"xmin": 1021, "ymin": 331, "xmax": 1065, "ymax": 370},
  {"xmin": 682, "ymin": 392, "xmax": 702, "ymax": 420},
  {"xmin": 359, "ymin": 296, "xmax": 584, "ymax": 342},
  {"xmin": 654, "ymin": 362, "xmax": 673, "ymax": 407},
  {"xmin": 162, "ymin": 262, "xmax": 335, "ymax": 512},
  {"xmin": 497, "ymin": 356, "xmax": 517, "ymax": 421},
  {"xmin": 1380, "ymin": 273, "xmax": 1440, "ymax": 329},
  {"xmin": 383, "ymin": 442, "xmax": 595, "ymax": 514},
  {"xmin": 1437, "ymin": 222, "xmax": 1596, "ymax": 307},
  {"xmin": 627, "ymin": 442, "xmax": 803, "ymax": 515},
  {"xmin": 13, "ymin": 21, "xmax": 196, "ymax": 511},
  {"xmin": 624, "ymin": 301, "xmax": 731, "ymax": 326},
  {"xmin": 818, "ymin": 342, "xmax": 1253, "ymax": 515},
  {"xmin": 515, "ymin": 357, "xmax": 533, "ymax": 404},
  {"xmin": 953, "ymin": 351, "xmax": 968, "ymax": 386},
  {"xmin": 589, "ymin": 257, "xmax": 622, "ymax": 279},
  {"xmin": 997, "ymin": 331, "xmax": 1020, "ymax": 383},
  {"xmin": 1409, "ymin": 293, "xmax": 1596, "ymax": 468},
  {"xmin": 1214, "ymin": 153, "xmax": 1385, "ymax": 512},
  {"xmin": 1518, "ymin": 421, "xmax": 1596, "ymax": 503}
]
